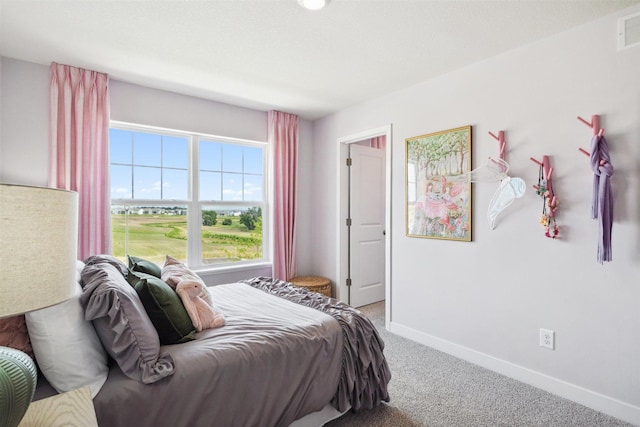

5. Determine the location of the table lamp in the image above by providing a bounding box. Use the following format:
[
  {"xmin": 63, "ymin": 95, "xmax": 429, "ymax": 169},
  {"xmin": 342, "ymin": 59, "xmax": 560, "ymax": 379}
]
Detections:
[{"xmin": 0, "ymin": 184, "xmax": 78, "ymax": 427}]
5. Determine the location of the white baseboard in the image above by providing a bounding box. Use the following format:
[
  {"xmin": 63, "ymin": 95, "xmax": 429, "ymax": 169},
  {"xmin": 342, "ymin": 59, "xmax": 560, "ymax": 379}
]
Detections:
[{"xmin": 389, "ymin": 321, "xmax": 640, "ymax": 426}]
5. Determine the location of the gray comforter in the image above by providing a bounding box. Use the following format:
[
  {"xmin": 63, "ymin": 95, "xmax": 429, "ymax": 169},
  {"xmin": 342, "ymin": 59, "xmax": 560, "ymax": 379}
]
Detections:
[
  {"xmin": 92, "ymin": 279, "xmax": 391, "ymax": 427},
  {"xmin": 93, "ymin": 283, "xmax": 343, "ymax": 427},
  {"xmin": 242, "ymin": 276, "xmax": 391, "ymax": 412}
]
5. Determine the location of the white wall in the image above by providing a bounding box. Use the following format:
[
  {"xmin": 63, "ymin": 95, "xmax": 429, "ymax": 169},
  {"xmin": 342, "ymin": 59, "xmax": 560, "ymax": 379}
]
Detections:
[
  {"xmin": 296, "ymin": 117, "xmax": 314, "ymax": 276},
  {"xmin": 0, "ymin": 57, "xmax": 49, "ymax": 186},
  {"xmin": 110, "ymin": 80, "xmax": 267, "ymax": 142},
  {"xmin": 0, "ymin": 56, "xmax": 3, "ymax": 162},
  {"xmin": 312, "ymin": 6, "xmax": 640, "ymax": 425},
  {"xmin": 0, "ymin": 58, "xmax": 315, "ymax": 284}
]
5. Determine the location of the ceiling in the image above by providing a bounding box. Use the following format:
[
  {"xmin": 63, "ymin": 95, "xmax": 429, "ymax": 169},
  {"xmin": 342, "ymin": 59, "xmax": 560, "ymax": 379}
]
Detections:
[{"xmin": 1, "ymin": 0, "xmax": 639, "ymax": 120}]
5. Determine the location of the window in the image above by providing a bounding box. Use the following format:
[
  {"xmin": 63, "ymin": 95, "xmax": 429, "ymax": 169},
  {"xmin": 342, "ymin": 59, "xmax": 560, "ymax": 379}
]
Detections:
[{"xmin": 109, "ymin": 123, "xmax": 268, "ymax": 270}]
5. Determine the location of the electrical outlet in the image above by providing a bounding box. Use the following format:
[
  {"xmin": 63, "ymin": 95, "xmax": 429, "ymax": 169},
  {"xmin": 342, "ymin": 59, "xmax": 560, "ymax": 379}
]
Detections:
[{"xmin": 540, "ymin": 328, "xmax": 555, "ymax": 350}]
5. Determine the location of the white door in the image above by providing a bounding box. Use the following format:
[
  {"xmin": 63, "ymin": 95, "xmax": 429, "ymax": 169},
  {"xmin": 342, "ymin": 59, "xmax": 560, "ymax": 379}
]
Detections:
[{"xmin": 349, "ymin": 144, "xmax": 385, "ymax": 308}]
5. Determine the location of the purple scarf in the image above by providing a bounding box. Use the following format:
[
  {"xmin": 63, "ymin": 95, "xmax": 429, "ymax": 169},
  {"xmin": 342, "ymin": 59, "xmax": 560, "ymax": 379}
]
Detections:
[{"xmin": 590, "ymin": 134, "xmax": 614, "ymax": 263}]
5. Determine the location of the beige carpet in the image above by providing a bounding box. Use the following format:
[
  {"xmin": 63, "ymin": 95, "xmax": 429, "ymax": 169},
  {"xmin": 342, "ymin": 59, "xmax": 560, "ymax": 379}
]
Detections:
[{"xmin": 326, "ymin": 302, "xmax": 631, "ymax": 427}]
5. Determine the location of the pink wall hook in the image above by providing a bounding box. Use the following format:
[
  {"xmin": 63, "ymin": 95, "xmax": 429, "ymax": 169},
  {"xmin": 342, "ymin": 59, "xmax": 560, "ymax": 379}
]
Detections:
[
  {"xmin": 530, "ymin": 157, "xmax": 543, "ymax": 191},
  {"xmin": 488, "ymin": 130, "xmax": 506, "ymax": 160},
  {"xmin": 531, "ymin": 155, "xmax": 556, "ymax": 216},
  {"xmin": 577, "ymin": 118, "xmax": 608, "ymax": 165},
  {"xmin": 579, "ymin": 147, "xmax": 607, "ymax": 165},
  {"xmin": 542, "ymin": 156, "xmax": 554, "ymax": 198},
  {"xmin": 532, "ymin": 155, "xmax": 560, "ymax": 238},
  {"xmin": 577, "ymin": 114, "xmax": 604, "ymax": 136}
]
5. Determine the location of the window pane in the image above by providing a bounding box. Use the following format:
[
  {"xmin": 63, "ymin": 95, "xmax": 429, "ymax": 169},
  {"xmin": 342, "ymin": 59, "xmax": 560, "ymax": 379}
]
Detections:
[
  {"xmin": 110, "ymin": 165, "xmax": 132, "ymax": 199},
  {"xmin": 163, "ymin": 136, "xmax": 188, "ymax": 169},
  {"xmin": 201, "ymin": 206, "xmax": 262, "ymax": 265},
  {"xmin": 222, "ymin": 144, "xmax": 242, "ymax": 173},
  {"xmin": 244, "ymin": 146, "xmax": 263, "ymax": 175},
  {"xmin": 111, "ymin": 205, "xmax": 188, "ymax": 265},
  {"xmin": 200, "ymin": 140, "xmax": 222, "ymax": 171},
  {"xmin": 243, "ymin": 174, "xmax": 263, "ymax": 202},
  {"xmin": 110, "ymin": 129, "xmax": 132, "ymax": 164},
  {"xmin": 134, "ymin": 166, "xmax": 161, "ymax": 199},
  {"xmin": 134, "ymin": 132, "xmax": 161, "ymax": 167},
  {"xmin": 200, "ymin": 171, "xmax": 221, "ymax": 200},
  {"xmin": 111, "ymin": 125, "xmax": 267, "ymax": 269},
  {"xmin": 162, "ymin": 169, "xmax": 188, "ymax": 200},
  {"xmin": 222, "ymin": 173, "xmax": 242, "ymax": 201}
]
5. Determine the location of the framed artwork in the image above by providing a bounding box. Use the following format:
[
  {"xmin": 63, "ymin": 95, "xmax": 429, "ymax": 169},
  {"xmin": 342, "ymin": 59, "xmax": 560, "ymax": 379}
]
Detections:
[{"xmin": 406, "ymin": 125, "xmax": 472, "ymax": 241}]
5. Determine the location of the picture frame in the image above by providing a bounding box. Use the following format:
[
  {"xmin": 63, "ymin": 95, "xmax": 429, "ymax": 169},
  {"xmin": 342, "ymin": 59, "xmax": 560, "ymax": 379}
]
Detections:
[{"xmin": 406, "ymin": 125, "xmax": 472, "ymax": 241}]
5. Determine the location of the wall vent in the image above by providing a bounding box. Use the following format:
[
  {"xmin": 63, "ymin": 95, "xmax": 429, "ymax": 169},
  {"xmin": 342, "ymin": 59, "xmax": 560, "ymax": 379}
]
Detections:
[{"xmin": 618, "ymin": 11, "xmax": 640, "ymax": 50}]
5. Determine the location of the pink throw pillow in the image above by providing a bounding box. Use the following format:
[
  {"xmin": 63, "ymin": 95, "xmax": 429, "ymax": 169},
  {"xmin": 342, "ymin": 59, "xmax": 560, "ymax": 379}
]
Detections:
[{"xmin": 161, "ymin": 255, "xmax": 204, "ymax": 290}]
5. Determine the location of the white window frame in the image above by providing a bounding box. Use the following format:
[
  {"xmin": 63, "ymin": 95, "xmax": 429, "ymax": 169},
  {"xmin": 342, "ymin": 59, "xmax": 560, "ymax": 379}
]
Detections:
[{"xmin": 110, "ymin": 121, "xmax": 271, "ymax": 271}]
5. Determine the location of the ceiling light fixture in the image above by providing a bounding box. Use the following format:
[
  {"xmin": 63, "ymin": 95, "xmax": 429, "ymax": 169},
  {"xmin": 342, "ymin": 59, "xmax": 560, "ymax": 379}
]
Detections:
[{"xmin": 298, "ymin": 0, "xmax": 329, "ymax": 11}]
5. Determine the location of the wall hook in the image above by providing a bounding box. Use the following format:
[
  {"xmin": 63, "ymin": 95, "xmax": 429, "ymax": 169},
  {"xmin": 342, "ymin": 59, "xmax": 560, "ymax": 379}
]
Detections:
[
  {"xmin": 488, "ymin": 130, "xmax": 506, "ymax": 160},
  {"xmin": 530, "ymin": 156, "xmax": 557, "ymax": 216},
  {"xmin": 577, "ymin": 114, "xmax": 607, "ymax": 165},
  {"xmin": 577, "ymin": 114, "xmax": 604, "ymax": 137},
  {"xmin": 531, "ymin": 155, "xmax": 559, "ymax": 238}
]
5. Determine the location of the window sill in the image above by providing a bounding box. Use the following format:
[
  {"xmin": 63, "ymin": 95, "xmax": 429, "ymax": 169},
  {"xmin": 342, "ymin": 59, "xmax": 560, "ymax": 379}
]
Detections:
[{"xmin": 194, "ymin": 261, "xmax": 272, "ymax": 278}]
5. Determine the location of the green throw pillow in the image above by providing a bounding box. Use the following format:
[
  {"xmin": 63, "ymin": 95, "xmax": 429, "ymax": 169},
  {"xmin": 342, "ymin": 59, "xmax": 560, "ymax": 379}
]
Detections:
[
  {"xmin": 127, "ymin": 271, "xmax": 195, "ymax": 345},
  {"xmin": 128, "ymin": 255, "xmax": 162, "ymax": 279}
]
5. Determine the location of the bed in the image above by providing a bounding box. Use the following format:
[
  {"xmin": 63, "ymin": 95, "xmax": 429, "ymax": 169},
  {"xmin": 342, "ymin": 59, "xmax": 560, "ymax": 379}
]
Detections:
[{"xmin": 27, "ymin": 256, "xmax": 391, "ymax": 427}]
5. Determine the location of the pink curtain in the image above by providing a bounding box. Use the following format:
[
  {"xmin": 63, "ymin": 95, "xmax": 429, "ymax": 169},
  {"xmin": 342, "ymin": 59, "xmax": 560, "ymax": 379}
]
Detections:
[
  {"xmin": 49, "ymin": 62, "xmax": 111, "ymax": 260},
  {"xmin": 371, "ymin": 136, "xmax": 386, "ymax": 150},
  {"xmin": 269, "ymin": 110, "xmax": 298, "ymax": 280}
]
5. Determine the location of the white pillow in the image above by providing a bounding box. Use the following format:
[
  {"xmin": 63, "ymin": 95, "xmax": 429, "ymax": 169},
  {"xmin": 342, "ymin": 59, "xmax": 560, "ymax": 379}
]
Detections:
[{"xmin": 25, "ymin": 261, "xmax": 108, "ymax": 397}]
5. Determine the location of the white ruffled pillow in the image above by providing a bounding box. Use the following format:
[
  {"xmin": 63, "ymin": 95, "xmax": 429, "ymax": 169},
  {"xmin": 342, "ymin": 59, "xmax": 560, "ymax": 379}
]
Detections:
[{"xmin": 25, "ymin": 260, "xmax": 108, "ymax": 397}]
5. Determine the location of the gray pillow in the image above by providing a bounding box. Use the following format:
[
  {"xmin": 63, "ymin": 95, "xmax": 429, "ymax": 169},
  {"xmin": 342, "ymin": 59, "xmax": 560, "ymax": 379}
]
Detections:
[
  {"xmin": 84, "ymin": 254, "xmax": 129, "ymax": 277},
  {"xmin": 79, "ymin": 262, "xmax": 174, "ymax": 384}
]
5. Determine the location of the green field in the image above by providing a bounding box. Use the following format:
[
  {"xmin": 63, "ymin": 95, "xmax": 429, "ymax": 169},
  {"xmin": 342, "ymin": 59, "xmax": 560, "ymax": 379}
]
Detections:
[{"xmin": 112, "ymin": 213, "xmax": 262, "ymax": 265}]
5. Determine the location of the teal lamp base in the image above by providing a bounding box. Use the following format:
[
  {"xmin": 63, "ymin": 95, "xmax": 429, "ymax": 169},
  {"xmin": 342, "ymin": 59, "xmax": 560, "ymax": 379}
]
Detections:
[{"xmin": 0, "ymin": 347, "xmax": 37, "ymax": 427}]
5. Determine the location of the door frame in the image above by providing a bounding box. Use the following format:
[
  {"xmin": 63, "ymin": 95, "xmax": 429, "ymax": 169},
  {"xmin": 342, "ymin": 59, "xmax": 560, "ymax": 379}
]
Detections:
[{"xmin": 336, "ymin": 124, "xmax": 392, "ymax": 329}]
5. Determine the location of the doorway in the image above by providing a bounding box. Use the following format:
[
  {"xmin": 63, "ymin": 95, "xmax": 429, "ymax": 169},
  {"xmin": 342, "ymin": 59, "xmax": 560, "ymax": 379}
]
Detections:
[{"xmin": 336, "ymin": 125, "xmax": 392, "ymax": 329}]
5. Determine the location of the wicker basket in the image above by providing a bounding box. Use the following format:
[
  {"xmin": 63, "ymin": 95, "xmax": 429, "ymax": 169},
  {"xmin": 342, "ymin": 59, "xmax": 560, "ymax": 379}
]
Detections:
[{"xmin": 289, "ymin": 276, "xmax": 332, "ymax": 298}]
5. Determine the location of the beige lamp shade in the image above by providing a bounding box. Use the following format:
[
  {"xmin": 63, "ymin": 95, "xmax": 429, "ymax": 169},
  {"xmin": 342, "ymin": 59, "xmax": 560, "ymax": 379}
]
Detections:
[{"xmin": 0, "ymin": 184, "xmax": 78, "ymax": 318}]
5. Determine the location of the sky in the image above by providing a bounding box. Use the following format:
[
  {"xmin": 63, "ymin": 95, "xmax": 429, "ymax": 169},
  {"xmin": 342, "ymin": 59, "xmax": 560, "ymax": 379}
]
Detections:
[{"xmin": 109, "ymin": 128, "xmax": 263, "ymax": 202}]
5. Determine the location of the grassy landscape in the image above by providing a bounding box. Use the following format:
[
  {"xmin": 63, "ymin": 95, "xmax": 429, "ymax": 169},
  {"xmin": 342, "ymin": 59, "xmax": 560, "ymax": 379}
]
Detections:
[{"xmin": 112, "ymin": 213, "xmax": 262, "ymax": 265}]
